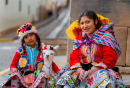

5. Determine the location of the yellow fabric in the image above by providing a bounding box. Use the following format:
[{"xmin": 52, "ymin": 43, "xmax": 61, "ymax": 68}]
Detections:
[
  {"xmin": 66, "ymin": 14, "xmax": 110, "ymax": 40},
  {"xmin": 66, "ymin": 21, "xmax": 81, "ymax": 40},
  {"xmin": 96, "ymin": 14, "xmax": 111, "ymax": 24}
]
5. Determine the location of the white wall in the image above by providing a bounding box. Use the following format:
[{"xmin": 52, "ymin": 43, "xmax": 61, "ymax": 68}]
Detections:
[
  {"xmin": 0, "ymin": 0, "xmax": 39, "ymax": 32},
  {"xmin": 61, "ymin": 0, "xmax": 68, "ymax": 7},
  {"xmin": 43, "ymin": 0, "xmax": 53, "ymax": 11}
]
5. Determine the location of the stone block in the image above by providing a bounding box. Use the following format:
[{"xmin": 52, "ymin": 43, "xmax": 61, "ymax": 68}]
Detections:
[
  {"xmin": 122, "ymin": 74, "xmax": 130, "ymax": 86},
  {"xmin": 126, "ymin": 28, "xmax": 130, "ymax": 66},
  {"xmin": 41, "ymin": 39, "xmax": 68, "ymax": 44},
  {"xmin": 114, "ymin": 27, "xmax": 127, "ymax": 66},
  {"xmin": 118, "ymin": 66, "xmax": 130, "ymax": 74},
  {"xmin": 100, "ymin": 0, "xmax": 130, "ymax": 27},
  {"xmin": 67, "ymin": 39, "xmax": 73, "ymax": 62},
  {"xmin": 70, "ymin": 0, "xmax": 101, "ymax": 23},
  {"xmin": 56, "ymin": 49, "xmax": 67, "ymax": 55}
]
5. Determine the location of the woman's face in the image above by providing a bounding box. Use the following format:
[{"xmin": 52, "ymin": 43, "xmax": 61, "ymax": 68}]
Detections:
[
  {"xmin": 80, "ymin": 16, "xmax": 97, "ymax": 35},
  {"xmin": 23, "ymin": 33, "xmax": 36, "ymax": 48}
]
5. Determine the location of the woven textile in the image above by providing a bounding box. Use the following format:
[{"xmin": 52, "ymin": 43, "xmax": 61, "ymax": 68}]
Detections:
[{"xmin": 72, "ymin": 22, "xmax": 121, "ymax": 58}]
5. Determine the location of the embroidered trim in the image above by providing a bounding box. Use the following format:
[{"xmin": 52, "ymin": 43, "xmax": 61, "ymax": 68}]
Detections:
[
  {"xmin": 82, "ymin": 45, "xmax": 91, "ymax": 63},
  {"xmin": 70, "ymin": 63, "xmax": 82, "ymax": 70},
  {"xmin": 92, "ymin": 62, "xmax": 107, "ymax": 69}
]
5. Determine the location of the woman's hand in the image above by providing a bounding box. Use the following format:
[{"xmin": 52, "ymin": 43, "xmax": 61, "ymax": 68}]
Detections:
[
  {"xmin": 77, "ymin": 68, "xmax": 85, "ymax": 81},
  {"xmin": 84, "ymin": 67, "xmax": 101, "ymax": 79},
  {"xmin": 11, "ymin": 68, "xmax": 19, "ymax": 74}
]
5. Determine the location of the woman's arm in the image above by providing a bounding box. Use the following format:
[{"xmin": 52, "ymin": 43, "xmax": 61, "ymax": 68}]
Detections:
[
  {"xmin": 69, "ymin": 49, "xmax": 82, "ymax": 69},
  {"xmin": 69, "ymin": 49, "xmax": 86, "ymax": 81},
  {"xmin": 93, "ymin": 45, "xmax": 117, "ymax": 69},
  {"xmin": 101, "ymin": 45, "xmax": 117, "ymax": 69}
]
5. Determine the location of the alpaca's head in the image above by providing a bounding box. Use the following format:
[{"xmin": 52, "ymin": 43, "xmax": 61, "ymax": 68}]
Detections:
[{"xmin": 42, "ymin": 43, "xmax": 59, "ymax": 62}]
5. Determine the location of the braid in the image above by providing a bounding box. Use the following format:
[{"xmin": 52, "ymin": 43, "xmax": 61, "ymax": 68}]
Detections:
[
  {"xmin": 35, "ymin": 34, "xmax": 41, "ymax": 51},
  {"xmin": 21, "ymin": 39, "xmax": 26, "ymax": 53}
]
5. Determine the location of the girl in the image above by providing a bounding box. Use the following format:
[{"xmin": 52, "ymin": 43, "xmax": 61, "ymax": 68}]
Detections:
[
  {"xmin": 0, "ymin": 23, "xmax": 50, "ymax": 88},
  {"xmin": 49, "ymin": 10, "xmax": 126, "ymax": 88}
]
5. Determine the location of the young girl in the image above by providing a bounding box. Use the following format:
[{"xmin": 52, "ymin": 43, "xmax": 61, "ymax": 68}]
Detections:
[
  {"xmin": 49, "ymin": 10, "xmax": 126, "ymax": 88},
  {"xmin": 0, "ymin": 23, "xmax": 50, "ymax": 88}
]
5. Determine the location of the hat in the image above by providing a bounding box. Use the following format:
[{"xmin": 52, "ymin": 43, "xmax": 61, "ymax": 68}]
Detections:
[
  {"xmin": 42, "ymin": 45, "xmax": 58, "ymax": 53},
  {"xmin": 17, "ymin": 23, "xmax": 37, "ymax": 41},
  {"xmin": 66, "ymin": 14, "xmax": 111, "ymax": 40}
]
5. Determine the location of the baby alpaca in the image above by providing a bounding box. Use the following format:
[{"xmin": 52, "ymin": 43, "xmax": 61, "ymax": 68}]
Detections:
[{"xmin": 42, "ymin": 43, "xmax": 60, "ymax": 79}]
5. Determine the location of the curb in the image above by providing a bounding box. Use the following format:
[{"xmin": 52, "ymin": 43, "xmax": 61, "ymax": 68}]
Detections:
[
  {"xmin": 0, "ymin": 68, "xmax": 10, "ymax": 76},
  {"xmin": 0, "ymin": 38, "xmax": 13, "ymax": 42}
]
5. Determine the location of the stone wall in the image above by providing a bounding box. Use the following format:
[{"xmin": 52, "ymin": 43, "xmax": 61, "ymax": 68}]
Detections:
[
  {"xmin": 100, "ymin": 0, "xmax": 130, "ymax": 27},
  {"xmin": 114, "ymin": 27, "xmax": 127, "ymax": 66},
  {"xmin": 126, "ymin": 28, "xmax": 130, "ymax": 66}
]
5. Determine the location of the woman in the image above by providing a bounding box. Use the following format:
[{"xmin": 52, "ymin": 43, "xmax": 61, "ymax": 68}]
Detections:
[{"xmin": 49, "ymin": 10, "xmax": 125, "ymax": 88}]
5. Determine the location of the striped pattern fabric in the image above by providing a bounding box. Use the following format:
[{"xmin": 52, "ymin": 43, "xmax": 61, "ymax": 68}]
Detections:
[{"xmin": 72, "ymin": 22, "xmax": 121, "ymax": 58}]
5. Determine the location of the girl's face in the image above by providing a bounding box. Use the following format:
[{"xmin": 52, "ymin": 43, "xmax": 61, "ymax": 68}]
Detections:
[
  {"xmin": 23, "ymin": 33, "xmax": 36, "ymax": 48},
  {"xmin": 80, "ymin": 16, "xmax": 97, "ymax": 35}
]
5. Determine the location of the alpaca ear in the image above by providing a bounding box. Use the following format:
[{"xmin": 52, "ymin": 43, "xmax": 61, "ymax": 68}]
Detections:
[
  {"xmin": 42, "ymin": 43, "xmax": 45, "ymax": 46},
  {"xmin": 54, "ymin": 45, "xmax": 59, "ymax": 50}
]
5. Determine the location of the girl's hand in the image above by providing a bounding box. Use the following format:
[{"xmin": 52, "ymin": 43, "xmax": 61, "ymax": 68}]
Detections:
[
  {"xmin": 77, "ymin": 68, "xmax": 85, "ymax": 81},
  {"xmin": 84, "ymin": 67, "xmax": 101, "ymax": 79},
  {"xmin": 11, "ymin": 68, "xmax": 19, "ymax": 74}
]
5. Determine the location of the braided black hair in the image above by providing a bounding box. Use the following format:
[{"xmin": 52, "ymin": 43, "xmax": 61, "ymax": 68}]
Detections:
[{"xmin": 35, "ymin": 33, "xmax": 41, "ymax": 51}]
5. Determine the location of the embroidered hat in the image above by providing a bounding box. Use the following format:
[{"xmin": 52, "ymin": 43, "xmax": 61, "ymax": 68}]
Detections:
[
  {"xmin": 17, "ymin": 23, "xmax": 37, "ymax": 41},
  {"xmin": 42, "ymin": 45, "xmax": 58, "ymax": 53},
  {"xmin": 66, "ymin": 14, "xmax": 111, "ymax": 40}
]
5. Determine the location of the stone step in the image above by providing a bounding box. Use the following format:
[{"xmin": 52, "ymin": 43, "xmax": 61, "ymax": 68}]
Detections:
[
  {"xmin": 117, "ymin": 66, "xmax": 130, "ymax": 74},
  {"xmin": 55, "ymin": 49, "xmax": 67, "ymax": 55},
  {"xmin": 126, "ymin": 84, "xmax": 130, "ymax": 87},
  {"xmin": 41, "ymin": 38, "xmax": 68, "ymax": 44}
]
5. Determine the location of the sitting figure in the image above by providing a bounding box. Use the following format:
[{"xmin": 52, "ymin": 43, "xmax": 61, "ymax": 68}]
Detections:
[{"xmin": 42, "ymin": 43, "xmax": 60, "ymax": 80}]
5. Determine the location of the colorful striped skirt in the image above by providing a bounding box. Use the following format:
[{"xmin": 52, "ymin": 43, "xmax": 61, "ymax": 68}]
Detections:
[{"xmin": 49, "ymin": 65, "xmax": 126, "ymax": 88}]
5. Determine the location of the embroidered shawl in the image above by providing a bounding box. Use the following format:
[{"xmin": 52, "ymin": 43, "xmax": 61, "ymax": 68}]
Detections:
[{"xmin": 72, "ymin": 22, "xmax": 122, "ymax": 58}]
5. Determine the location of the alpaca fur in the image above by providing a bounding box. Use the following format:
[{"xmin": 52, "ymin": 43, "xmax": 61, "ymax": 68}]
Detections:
[{"xmin": 42, "ymin": 43, "xmax": 59, "ymax": 80}]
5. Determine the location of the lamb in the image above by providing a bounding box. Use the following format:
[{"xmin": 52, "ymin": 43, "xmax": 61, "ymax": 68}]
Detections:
[{"xmin": 41, "ymin": 43, "xmax": 60, "ymax": 80}]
